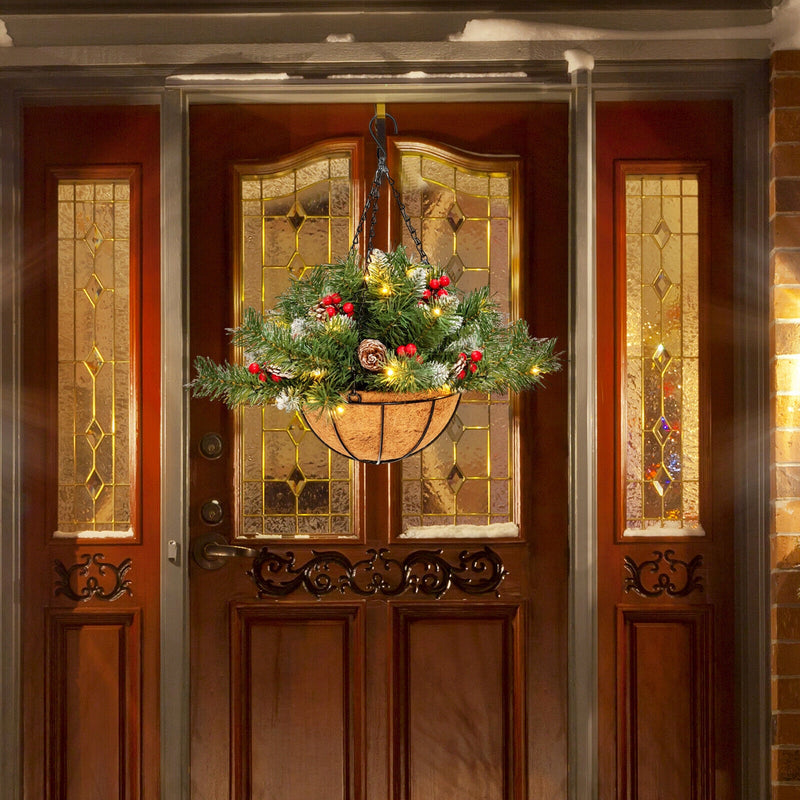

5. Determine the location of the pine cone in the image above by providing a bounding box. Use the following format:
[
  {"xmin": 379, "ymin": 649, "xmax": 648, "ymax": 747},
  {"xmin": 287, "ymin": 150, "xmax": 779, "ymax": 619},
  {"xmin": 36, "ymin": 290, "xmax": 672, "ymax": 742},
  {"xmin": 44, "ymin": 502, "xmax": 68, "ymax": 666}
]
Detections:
[
  {"xmin": 449, "ymin": 353, "xmax": 467, "ymax": 380},
  {"xmin": 309, "ymin": 300, "xmax": 327, "ymax": 320},
  {"xmin": 265, "ymin": 363, "xmax": 295, "ymax": 379},
  {"xmin": 357, "ymin": 339, "xmax": 388, "ymax": 372}
]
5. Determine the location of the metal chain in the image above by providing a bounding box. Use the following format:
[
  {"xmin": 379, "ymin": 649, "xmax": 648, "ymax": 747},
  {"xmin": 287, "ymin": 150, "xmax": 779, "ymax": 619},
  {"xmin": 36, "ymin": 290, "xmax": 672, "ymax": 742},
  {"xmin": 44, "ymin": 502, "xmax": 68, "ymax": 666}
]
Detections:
[
  {"xmin": 348, "ymin": 155, "xmax": 387, "ymax": 262},
  {"xmin": 385, "ymin": 168, "xmax": 429, "ymax": 266},
  {"xmin": 349, "ymin": 121, "xmax": 430, "ymax": 267}
]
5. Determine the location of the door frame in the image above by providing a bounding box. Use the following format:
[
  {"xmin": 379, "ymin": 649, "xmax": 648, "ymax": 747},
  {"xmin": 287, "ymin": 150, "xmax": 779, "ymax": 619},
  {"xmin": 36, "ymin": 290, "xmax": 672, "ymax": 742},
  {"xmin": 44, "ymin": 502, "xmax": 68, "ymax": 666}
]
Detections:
[{"xmin": 0, "ymin": 61, "xmax": 768, "ymax": 800}]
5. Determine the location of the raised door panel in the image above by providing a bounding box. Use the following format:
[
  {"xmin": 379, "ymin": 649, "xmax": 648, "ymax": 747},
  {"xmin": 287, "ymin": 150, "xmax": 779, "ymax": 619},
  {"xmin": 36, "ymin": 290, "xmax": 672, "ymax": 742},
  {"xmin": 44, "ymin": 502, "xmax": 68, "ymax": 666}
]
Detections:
[
  {"xmin": 617, "ymin": 607, "xmax": 712, "ymax": 800},
  {"xmin": 46, "ymin": 610, "xmax": 141, "ymax": 800},
  {"xmin": 393, "ymin": 605, "xmax": 524, "ymax": 800},
  {"xmin": 230, "ymin": 604, "xmax": 364, "ymax": 800}
]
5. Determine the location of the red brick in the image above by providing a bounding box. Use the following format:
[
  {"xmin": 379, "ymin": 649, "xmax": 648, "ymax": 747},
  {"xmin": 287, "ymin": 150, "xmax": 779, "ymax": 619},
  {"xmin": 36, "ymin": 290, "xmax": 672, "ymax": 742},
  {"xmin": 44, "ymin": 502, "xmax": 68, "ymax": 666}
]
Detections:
[
  {"xmin": 774, "ymin": 76, "xmax": 800, "ymax": 109},
  {"xmin": 773, "ymin": 783, "xmax": 800, "ymax": 800},
  {"xmin": 777, "ymin": 500, "xmax": 800, "ymax": 534},
  {"xmin": 776, "ymin": 326, "xmax": 800, "ymax": 358},
  {"xmin": 775, "ymin": 712, "xmax": 800, "ymax": 745},
  {"xmin": 774, "ymin": 144, "xmax": 800, "ymax": 179},
  {"xmin": 778, "ymin": 748, "xmax": 800, "ymax": 781},
  {"xmin": 773, "ymin": 431, "xmax": 800, "ymax": 465},
  {"xmin": 778, "ymin": 678, "xmax": 800, "ymax": 709},
  {"xmin": 774, "ymin": 574, "xmax": 800, "ymax": 606},
  {"xmin": 774, "ymin": 251, "xmax": 800, "ymax": 284},
  {"xmin": 776, "ymin": 181, "xmax": 800, "ymax": 214},
  {"xmin": 774, "ymin": 216, "xmax": 800, "ymax": 248},
  {"xmin": 774, "ymin": 51, "xmax": 800, "ymax": 74},
  {"xmin": 778, "ymin": 606, "xmax": 800, "ymax": 640},
  {"xmin": 776, "ymin": 109, "xmax": 800, "ymax": 144},
  {"xmin": 777, "ymin": 466, "xmax": 800, "ymax": 497}
]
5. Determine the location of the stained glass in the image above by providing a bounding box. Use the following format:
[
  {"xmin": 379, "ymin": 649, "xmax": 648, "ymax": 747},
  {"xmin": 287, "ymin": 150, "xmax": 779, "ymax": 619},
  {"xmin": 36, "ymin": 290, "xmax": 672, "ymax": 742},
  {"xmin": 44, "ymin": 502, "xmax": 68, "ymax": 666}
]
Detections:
[
  {"xmin": 623, "ymin": 173, "xmax": 702, "ymax": 535},
  {"xmin": 56, "ymin": 179, "xmax": 133, "ymax": 537},
  {"xmin": 398, "ymin": 149, "xmax": 516, "ymax": 537},
  {"xmin": 237, "ymin": 150, "xmax": 355, "ymax": 538}
]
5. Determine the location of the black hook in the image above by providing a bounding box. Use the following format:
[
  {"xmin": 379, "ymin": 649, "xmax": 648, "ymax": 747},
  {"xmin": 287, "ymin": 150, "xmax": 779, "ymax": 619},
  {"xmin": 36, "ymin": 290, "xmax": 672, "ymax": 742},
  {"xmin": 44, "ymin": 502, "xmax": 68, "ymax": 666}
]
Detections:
[{"xmin": 369, "ymin": 112, "xmax": 399, "ymax": 160}]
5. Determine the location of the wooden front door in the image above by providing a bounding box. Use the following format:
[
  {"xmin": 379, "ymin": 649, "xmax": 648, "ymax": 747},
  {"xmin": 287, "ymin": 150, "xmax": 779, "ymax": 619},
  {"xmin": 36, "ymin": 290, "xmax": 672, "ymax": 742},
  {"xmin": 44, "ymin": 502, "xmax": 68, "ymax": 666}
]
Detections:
[{"xmin": 187, "ymin": 102, "xmax": 569, "ymax": 798}]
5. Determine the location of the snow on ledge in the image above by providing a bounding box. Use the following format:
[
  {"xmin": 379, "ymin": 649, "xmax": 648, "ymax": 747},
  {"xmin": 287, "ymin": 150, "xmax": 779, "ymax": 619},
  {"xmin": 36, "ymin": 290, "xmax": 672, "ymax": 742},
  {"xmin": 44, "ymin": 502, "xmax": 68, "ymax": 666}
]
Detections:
[
  {"xmin": 564, "ymin": 49, "xmax": 595, "ymax": 73},
  {"xmin": 0, "ymin": 21, "xmax": 13, "ymax": 47},
  {"xmin": 53, "ymin": 527, "xmax": 135, "ymax": 539},
  {"xmin": 448, "ymin": 8, "xmax": 800, "ymax": 52},
  {"xmin": 401, "ymin": 521, "xmax": 519, "ymax": 539}
]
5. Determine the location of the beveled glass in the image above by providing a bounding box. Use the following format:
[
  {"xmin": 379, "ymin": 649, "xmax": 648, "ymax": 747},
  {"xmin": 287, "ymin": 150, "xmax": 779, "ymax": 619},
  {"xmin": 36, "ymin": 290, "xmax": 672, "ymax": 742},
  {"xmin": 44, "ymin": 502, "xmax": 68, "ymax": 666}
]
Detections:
[
  {"xmin": 623, "ymin": 173, "xmax": 702, "ymax": 535},
  {"xmin": 398, "ymin": 147, "xmax": 516, "ymax": 536},
  {"xmin": 56, "ymin": 179, "xmax": 133, "ymax": 536},
  {"xmin": 236, "ymin": 149, "xmax": 355, "ymax": 538}
]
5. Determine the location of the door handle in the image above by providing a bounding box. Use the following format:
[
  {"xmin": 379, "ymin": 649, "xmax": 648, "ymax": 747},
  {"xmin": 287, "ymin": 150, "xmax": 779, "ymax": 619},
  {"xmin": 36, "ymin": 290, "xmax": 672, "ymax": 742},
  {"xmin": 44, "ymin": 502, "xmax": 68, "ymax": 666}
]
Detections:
[{"xmin": 192, "ymin": 531, "xmax": 260, "ymax": 570}]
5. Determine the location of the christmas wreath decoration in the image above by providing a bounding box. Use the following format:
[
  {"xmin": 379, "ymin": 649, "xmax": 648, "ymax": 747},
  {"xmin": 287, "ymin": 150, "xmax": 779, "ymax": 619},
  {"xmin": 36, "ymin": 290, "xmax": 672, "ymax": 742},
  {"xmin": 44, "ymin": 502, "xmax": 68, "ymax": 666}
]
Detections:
[
  {"xmin": 191, "ymin": 113, "xmax": 559, "ymax": 463},
  {"xmin": 191, "ymin": 245, "xmax": 559, "ymax": 416}
]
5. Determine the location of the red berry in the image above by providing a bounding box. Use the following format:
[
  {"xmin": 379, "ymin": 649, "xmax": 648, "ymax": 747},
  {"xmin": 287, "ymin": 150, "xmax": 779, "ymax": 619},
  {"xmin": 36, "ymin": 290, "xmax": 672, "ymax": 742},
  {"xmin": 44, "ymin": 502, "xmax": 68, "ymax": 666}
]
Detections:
[
  {"xmin": 457, "ymin": 370, "xmax": 466, "ymax": 380},
  {"xmin": 326, "ymin": 306, "xmax": 337, "ymax": 317},
  {"xmin": 422, "ymin": 289, "xmax": 432, "ymax": 300},
  {"xmin": 396, "ymin": 345, "xmax": 407, "ymax": 356},
  {"xmin": 405, "ymin": 343, "xmax": 417, "ymax": 356},
  {"xmin": 437, "ymin": 288, "xmax": 448, "ymax": 297},
  {"xmin": 439, "ymin": 275, "xmax": 450, "ymax": 287},
  {"xmin": 459, "ymin": 352, "xmax": 466, "ymax": 360},
  {"xmin": 331, "ymin": 293, "xmax": 342, "ymax": 304},
  {"xmin": 469, "ymin": 362, "xmax": 478, "ymax": 373},
  {"xmin": 429, "ymin": 278, "xmax": 441, "ymax": 290},
  {"xmin": 271, "ymin": 373, "xmax": 281, "ymax": 382},
  {"xmin": 342, "ymin": 301, "xmax": 354, "ymax": 315},
  {"xmin": 258, "ymin": 373, "xmax": 267, "ymax": 382},
  {"xmin": 471, "ymin": 350, "xmax": 483, "ymax": 362},
  {"xmin": 323, "ymin": 295, "xmax": 333, "ymax": 305},
  {"xmin": 248, "ymin": 362, "xmax": 260, "ymax": 374}
]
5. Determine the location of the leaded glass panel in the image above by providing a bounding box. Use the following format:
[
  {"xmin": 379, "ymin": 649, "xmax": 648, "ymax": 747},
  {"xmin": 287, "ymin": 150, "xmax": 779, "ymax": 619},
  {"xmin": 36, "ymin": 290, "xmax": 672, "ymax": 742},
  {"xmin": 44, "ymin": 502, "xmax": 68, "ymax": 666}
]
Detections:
[
  {"xmin": 237, "ymin": 150, "xmax": 355, "ymax": 538},
  {"xmin": 56, "ymin": 179, "xmax": 133, "ymax": 537},
  {"xmin": 623, "ymin": 173, "xmax": 703, "ymax": 536},
  {"xmin": 397, "ymin": 147, "xmax": 517, "ymax": 538}
]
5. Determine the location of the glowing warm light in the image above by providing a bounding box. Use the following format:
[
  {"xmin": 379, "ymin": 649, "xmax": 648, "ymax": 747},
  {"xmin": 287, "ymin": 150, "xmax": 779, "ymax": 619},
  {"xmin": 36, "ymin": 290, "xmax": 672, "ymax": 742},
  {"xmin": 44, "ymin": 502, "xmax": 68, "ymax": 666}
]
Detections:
[
  {"xmin": 381, "ymin": 285, "xmax": 391, "ymax": 295},
  {"xmin": 385, "ymin": 367, "xmax": 395, "ymax": 377},
  {"xmin": 335, "ymin": 405, "xmax": 345, "ymax": 415},
  {"xmin": 432, "ymin": 307, "xmax": 441, "ymax": 317},
  {"xmin": 530, "ymin": 366, "xmax": 540, "ymax": 376},
  {"xmin": 310, "ymin": 368, "xmax": 324, "ymax": 378}
]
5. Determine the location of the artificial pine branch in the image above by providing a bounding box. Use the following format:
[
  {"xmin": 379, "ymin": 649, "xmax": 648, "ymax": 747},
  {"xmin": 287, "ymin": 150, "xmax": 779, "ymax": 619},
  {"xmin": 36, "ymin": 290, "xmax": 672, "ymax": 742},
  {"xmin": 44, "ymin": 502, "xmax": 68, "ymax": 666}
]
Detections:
[{"xmin": 191, "ymin": 245, "xmax": 560, "ymax": 411}]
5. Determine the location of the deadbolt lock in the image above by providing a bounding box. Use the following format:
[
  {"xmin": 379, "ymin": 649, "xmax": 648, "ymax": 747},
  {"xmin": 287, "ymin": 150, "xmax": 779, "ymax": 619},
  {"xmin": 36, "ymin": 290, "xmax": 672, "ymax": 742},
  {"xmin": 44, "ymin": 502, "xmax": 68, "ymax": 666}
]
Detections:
[
  {"xmin": 199, "ymin": 432, "xmax": 223, "ymax": 460},
  {"xmin": 200, "ymin": 499, "xmax": 224, "ymax": 525}
]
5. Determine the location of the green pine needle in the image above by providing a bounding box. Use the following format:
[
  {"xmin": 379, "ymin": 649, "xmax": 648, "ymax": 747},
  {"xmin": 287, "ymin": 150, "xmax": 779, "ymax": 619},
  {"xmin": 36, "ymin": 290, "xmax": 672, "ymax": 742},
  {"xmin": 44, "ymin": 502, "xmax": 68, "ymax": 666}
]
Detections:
[{"xmin": 191, "ymin": 246, "xmax": 560, "ymax": 411}]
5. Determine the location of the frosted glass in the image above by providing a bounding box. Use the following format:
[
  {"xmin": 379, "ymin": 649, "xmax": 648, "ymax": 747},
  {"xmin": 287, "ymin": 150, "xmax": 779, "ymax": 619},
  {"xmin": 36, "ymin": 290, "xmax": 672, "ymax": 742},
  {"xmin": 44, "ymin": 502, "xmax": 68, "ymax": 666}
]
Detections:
[
  {"xmin": 398, "ymin": 148, "xmax": 517, "ymax": 536},
  {"xmin": 56, "ymin": 178, "xmax": 133, "ymax": 536},
  {"xmin": 623, "ymin": 172, "xmax": 701, "ymax": 535},
  {"xmin": 237, "ymin": 151, "xmax": 355, "ymax": 538}
]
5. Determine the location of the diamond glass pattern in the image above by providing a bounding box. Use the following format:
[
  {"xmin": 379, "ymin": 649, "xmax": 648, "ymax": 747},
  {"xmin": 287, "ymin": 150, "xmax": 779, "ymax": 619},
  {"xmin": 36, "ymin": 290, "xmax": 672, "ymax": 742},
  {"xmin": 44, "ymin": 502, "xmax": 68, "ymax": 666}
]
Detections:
[
  {"xmin": 398, "ymin": 148, "xmax": 515, "ymax": 534},
  {"xmin": 56, "ymin": 179, "xmax": 132, "ymax": 535},
  {"xmin": 238, "ymin": 150, "xmax": 354, "ymax": 538},
  {"xmin": 624, "ymin": 174, "xmax": 701, "ymax": 534}
]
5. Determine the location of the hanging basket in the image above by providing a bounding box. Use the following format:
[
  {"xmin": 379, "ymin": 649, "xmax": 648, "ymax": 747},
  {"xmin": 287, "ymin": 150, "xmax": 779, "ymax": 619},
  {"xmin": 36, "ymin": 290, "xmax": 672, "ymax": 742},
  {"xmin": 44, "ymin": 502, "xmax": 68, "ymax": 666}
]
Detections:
[{"xmin": 301, "ymin": 389, "xmax": 460, "ymax": 464}]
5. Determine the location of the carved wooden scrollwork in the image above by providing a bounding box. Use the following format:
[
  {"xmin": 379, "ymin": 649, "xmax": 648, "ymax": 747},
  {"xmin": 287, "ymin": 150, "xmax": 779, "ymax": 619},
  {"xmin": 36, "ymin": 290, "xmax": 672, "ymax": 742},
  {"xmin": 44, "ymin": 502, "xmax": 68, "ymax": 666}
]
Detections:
[
  {"xmin": 54, "ymin": 553, "xmax": 133, "ymax": 602},
  {"xmin": 248, "ymin": 546, "xmax": 506, "ymax": 599},
  {"xmin": 623, "ymin": 550, "xmax": 703, "ymax": 598}
]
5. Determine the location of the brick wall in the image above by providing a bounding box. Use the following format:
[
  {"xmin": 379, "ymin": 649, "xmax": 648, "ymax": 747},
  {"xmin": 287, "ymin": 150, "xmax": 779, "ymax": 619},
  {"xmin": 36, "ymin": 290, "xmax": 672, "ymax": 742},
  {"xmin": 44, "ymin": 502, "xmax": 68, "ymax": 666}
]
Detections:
[{"xmin": 772, "ymin": 50, "xmax": 800, "ymax": 799}]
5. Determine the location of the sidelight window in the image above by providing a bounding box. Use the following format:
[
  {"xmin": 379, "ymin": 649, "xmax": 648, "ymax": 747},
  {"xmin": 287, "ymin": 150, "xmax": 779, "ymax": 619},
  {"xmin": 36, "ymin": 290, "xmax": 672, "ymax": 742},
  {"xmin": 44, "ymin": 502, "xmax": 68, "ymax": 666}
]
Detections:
[
  {"xmin": 55, "ymin": 175, "xmax": 137, "ymax": 538},
  {"xmin": 620, "ymin": 168, "xmax": 704, "ymax": 536}
]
